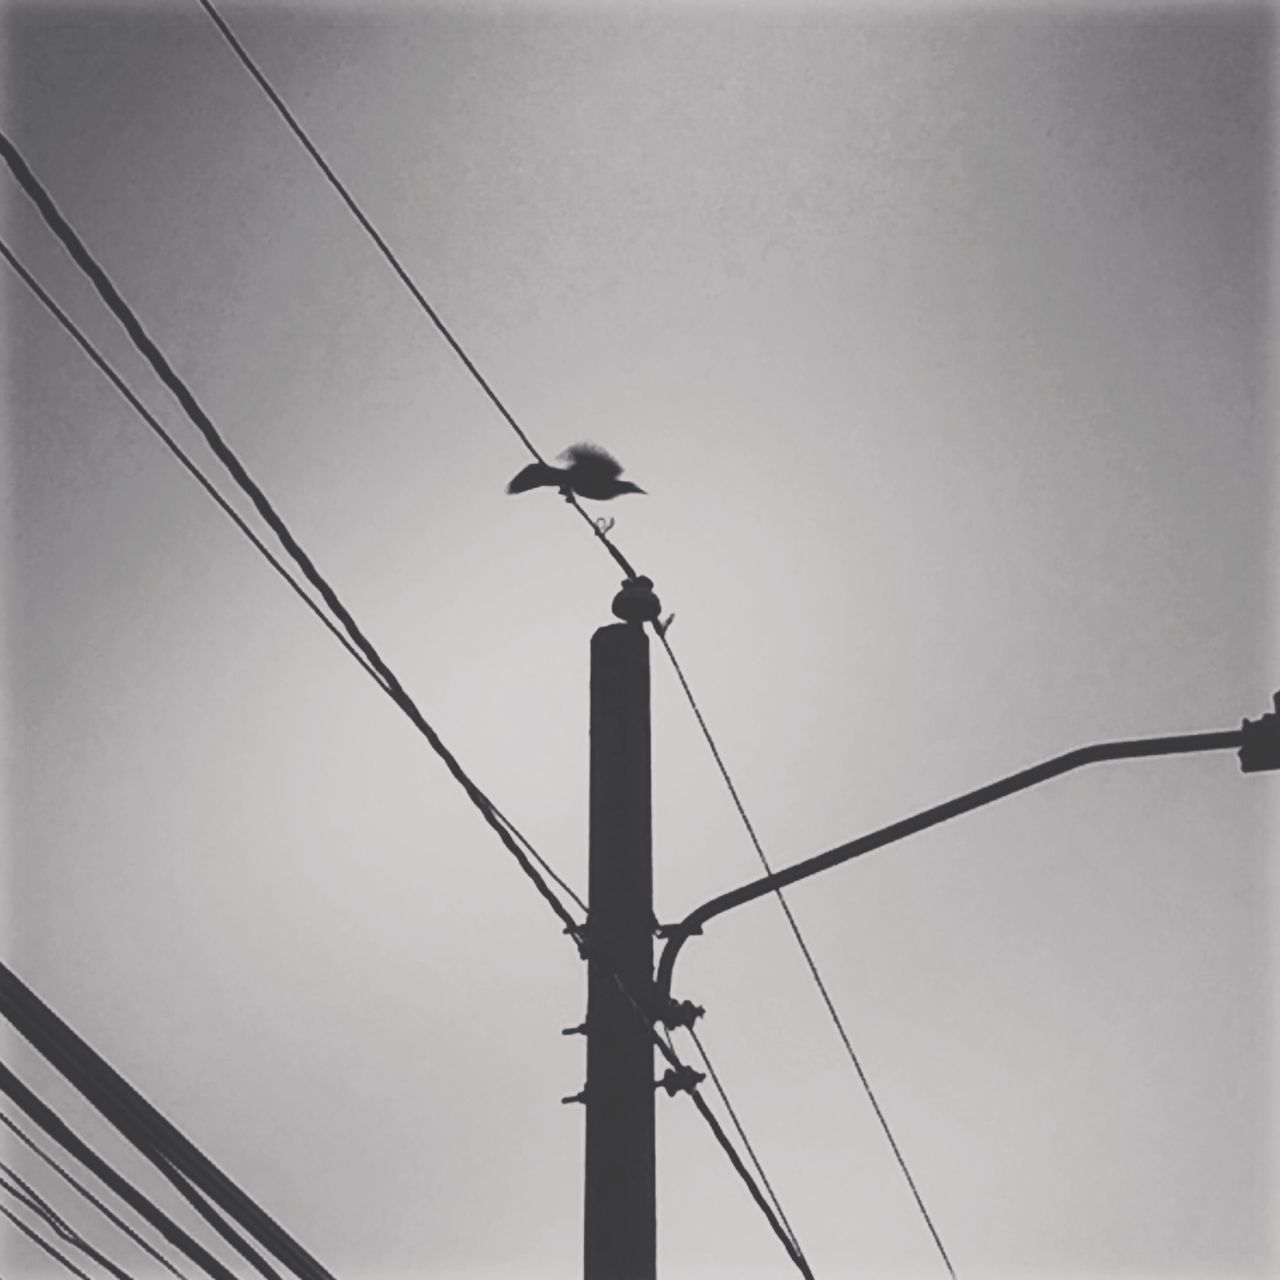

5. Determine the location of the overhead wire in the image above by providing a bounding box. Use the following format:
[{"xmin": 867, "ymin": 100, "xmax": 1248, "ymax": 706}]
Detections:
[
  {"xmin": 3, "ymin": 239, "xmax": 583, "ymax": 916},
  {"xmin": 0, "ymin": 1202, "xmax": 95, "ymax": 1280},
  {"xmin": 685, "ymin": 1024, "xmax": 804, "ymax": 1257},
  {"xmin": 657, "ymin": 631, "xmax": 958, "ymax": 1278},
  {"xmin": 9, "ymin": 9, "xmax": 922, "ymax": 1273},
  {"xmin": 4, "ymin": 228, "xmax": 585, "ymax": 916},
  {"xmin": 604, "ymin": 973, "xmax": 814, "ymax": 1280},
  {"xmin": 0, "ymin": 1112, "xmax": 190, "ymax": 1280},
  {"xmin": 0, "ymin": 1061, "xmax": 239, "ymax": 1280},
  {"xmin": 0, "ymin": 234, "xmax": 584, "ymax": 920},
  {"xmin": 0, "ymin": 1162, "xmax": 137, "ymax": 1280},
  {"xmin": 0, "ymin": 962, "xmax": 327, "ymax": 1280},
  {"xmin": 0, "ymin": 130, "xmax": 585, "ymax": 940},
  {"xmin": 181, "ymin": 7, "xmax": 814, "ymax": 1270},
  {"xmin": 192, "ymin": 0, "xmax": 639, "ymax": 582},
  {"xmin": 0, "ymin": 238, "xmax": 384, "ymax": 691},
  {"xmin": 144, "ymin": 1156, "xmax": 284, "ymax": 1280}
]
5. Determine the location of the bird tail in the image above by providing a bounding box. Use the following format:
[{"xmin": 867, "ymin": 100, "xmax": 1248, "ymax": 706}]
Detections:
[{"xmin": 506, "ymin": 462, "xmax": 563, "ymax": 494}]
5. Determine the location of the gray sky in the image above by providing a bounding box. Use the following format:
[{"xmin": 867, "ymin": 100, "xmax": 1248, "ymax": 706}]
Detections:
[{"xmin": 1, "ymin": 2, "xmax": 1274, "ymax": 1278}]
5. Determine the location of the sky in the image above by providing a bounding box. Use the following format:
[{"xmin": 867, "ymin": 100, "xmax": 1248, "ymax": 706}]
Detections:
[{"xmin": 0, "ymin": 2, "xmax": 1274, "ymax": 1278}]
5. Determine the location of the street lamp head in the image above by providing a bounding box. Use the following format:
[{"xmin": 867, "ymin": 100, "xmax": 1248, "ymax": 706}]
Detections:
[{"xmin": 1238, "ymin": 691, "xmax": 1280, "ymax": 773}]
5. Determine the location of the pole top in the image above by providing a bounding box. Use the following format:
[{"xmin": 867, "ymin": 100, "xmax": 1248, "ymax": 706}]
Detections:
[{"xmin": 612, "ymin": 576, "xmax": 661, "ymax": 624}]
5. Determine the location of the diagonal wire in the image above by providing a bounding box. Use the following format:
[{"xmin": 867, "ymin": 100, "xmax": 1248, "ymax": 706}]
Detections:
[
  {"xmin": 0, "ymin": 237, "xmax": 384, "ymax": 690},
  {"xmin": 194, "ymin": 0, "xmax": 640, "ymax": 583},
  {"xmin": 0, "ymin": 134, "xmax": 585, "ymax": 940},
  {"xmin": 0, "ymin": 1112, "xmax": 189, "ymax": 1280},
  {"xmin": 196, "ymin": 0, "xmax": 538, "ymax": 459},
  {"xmin": 0, "ymin": 1202, "xmax": 95, "ymax": 1280},
  {"xmin": 17, "ymin": 16, "xmax": 871, "ymax": 1274},
  {"xmin": 0, "ymin": 970, "xmax": 313, "ymax": 1280},
  {"xmin": 605, "ymin": 973, "xmax": 814, "ymax": 1280},
  {"xmin": 0, "ymin": 1164, "xmax": 137, "ymax": 1280},
  {"xmin": 0, "ymin": 1061, "xmax": 238, "ymax": 1280},
  {"xmin": 0, "ymin": 234, "xmax": 585, "ymax": 920},
  {"xmin": 185, "ymin": 12, "xmax": 813, "ymax": 1269},
  {"xmin": 656, "ymin": 630, "xmax": 957, "ymax": 1278},
  {"xmin": 4, "ymin": 233, "xmax": 584, "ymax": 916},
  {"xmin": 685, "ymin": 1024, "xmax": 804, "ymax": 1257},
  {"xmin": 144, "ymin": 1153, "xmax": 284, "ymax": 1280}
]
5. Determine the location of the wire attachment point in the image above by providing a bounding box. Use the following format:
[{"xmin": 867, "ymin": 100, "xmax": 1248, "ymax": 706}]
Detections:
[
  {"xmin": 660, "ymin": 999, "xmax": 705, "ymax": 1031},
  {"xmin": 612, "ymin": 576, "xmax": 661, "ymax": 624},
  {"xmin": 561, "ymin": 1088, "xmax": 587, "ymax": 1105},
  {"xmin": 655, "ymin": 920, "xmax": 702, "ymax": 941},
  {"xmin": 657, "ymin": 1066, "xmax": 705, "ymax": 1097}
]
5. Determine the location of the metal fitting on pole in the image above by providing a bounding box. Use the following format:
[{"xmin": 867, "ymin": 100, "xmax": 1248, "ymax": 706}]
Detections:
[
  {"xmin": 656, "ymin": 1066, "xmax": 705, "ymax": 1097},
  {"xmin": 612, "ymin": 576, "xmax": 662, "ymax": 625},
  {"xmin": 1239, "ymin": 692, "xmax": 1280, "ymax": 772}
]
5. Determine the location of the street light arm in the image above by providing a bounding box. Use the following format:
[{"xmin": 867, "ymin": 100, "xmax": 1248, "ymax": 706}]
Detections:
[{"xmin": 656, "ymin": 726, "xmax": 1248, "ymax": 1005}]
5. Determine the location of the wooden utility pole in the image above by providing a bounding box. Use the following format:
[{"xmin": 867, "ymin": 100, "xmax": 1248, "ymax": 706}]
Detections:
[{"xmin": 582, "ymin": 579, "xmax": 660, "ymax": 1280}]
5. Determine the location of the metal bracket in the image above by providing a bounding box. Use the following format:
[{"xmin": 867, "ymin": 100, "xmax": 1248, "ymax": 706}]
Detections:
[
  {"xmin": 654, "ymin": 921, "xmax": 702, "ymax": 941},
  {"xmin": 561, "ymin": 1088, "xmax": 587, "ymax": 1105},
  {"xmin": 1239, "ymin": 692, "xmax": 1280, "ymax": 773},
  {"xmin": 656, "ymin": 1066, "xmax": 705, "ymax": 1097},
  {"xmin": 565, "ymin": 921, "xmax": 590, "ymax": 959},
  {"xmin": 660, "ymin": 999, "xmax": 704, "ymax": 1031}
]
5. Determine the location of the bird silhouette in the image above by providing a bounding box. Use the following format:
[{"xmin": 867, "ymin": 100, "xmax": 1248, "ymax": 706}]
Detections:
[{"xmin": 506, "ymin": 443, "xmax": 645, "ymax": 500}]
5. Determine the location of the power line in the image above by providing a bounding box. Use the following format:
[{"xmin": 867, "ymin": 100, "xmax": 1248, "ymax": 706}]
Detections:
[
  {"xmin": 181, "ymin": 14, "xmax": 817, "ymax": 1269},
  {"xmin": 0, "ymin": 1202, "xmax": 95, "ymax": 1280},
  {"xmin": 656, "ymin": 630, "xmax": 958, "ymax": 1278},
  {"xmin": 0, "ymin": 129, "xmax": 584, "ymax": 942},
  {"xmin": 0, "ymin": 1163, "xmax": 136, "ymax": 1280},
  {"xmin": 1, "ymin": 235, "xmax": 586, "ymax": 920},
  {"xmin": 2, "ymin": 229, "xmax": 584, "ymax": 918},
  {"xmin": 13, "ymin": 17, "xmax": 915, "ymax": 1274},
  {"xmin": 173, "ymin": 40, "xmax": 939, "ymax": 1266},
  {"xmin": 685, "ymin": 1024, "xmax": 805, "ymax": 1260},
  {"xmin": 605, "ymin": 973, "xmax": 814, "ymax": 1280},
  {"xmin": 193, "ymin": 0, "xmax": 640, "ymax": 584},
  {"xmin": 0, "ymin": 1112, "xmax": 190, "ymax": 1280},
  {"xmin": 146, "ymin": 1155, "xmax": 285, "ymax": 1280},
  {"xmin": 0, "ymin": 1061, "xmax": 238, "ymax": 1280},
  {"xmin": 197, "ymin": 0, "xmax": 536, "ymax": 461},
  {"xmin": 0, "ymin": 961, "xmax": 331, "ymax": 1280},
  {"xmin": 0, "ymin": 238, "xmax": 384, "ymax": 690}
]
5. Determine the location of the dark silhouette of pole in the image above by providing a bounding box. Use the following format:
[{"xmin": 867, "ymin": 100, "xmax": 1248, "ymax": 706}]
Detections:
[{"xmin": 583, "ymin": 580, "xmax": 661, "ymax": 1280}]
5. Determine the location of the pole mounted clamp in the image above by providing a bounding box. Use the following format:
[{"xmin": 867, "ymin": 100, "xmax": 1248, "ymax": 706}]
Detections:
[
  {"xmin": 1239, "ymin": 692, "xmax": 1280, "ymax": 773},
  {"xmin": 565, "ymin": 921, "xmax": 590, "ymax": 960},
  {"xmin": 562, "ymin": 1022, "xmax": 587, "ymax": 1036},
  {"xmin": 561, "ymin": 1087, "xmax": 587, "ymax": 1105},
  {"xmin": 656, "ymin": 1066, "xmax": 705, "ymax": 1097},
  {"xmin": 655, "ymin": 921, "xmax": 702, "ymax": 941},
  {"xmin": 660, "ymin": 999, "xmax": 705, "ymax": 1031}
]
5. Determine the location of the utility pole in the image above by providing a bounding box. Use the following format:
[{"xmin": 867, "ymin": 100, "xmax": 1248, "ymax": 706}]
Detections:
[{"xmin": 578, "ymin": 577, "xmax": 661, "ymax": 1280}]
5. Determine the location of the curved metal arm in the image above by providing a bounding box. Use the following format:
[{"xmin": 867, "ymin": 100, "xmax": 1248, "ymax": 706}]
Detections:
[{"xmin": 656, "ymin": 728, "xmax": 1246, "ymax": 1003}]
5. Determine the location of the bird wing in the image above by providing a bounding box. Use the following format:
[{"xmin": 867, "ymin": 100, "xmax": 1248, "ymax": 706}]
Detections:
[
  {"xmin": 506, "ymin": 461, "xmax": 559, "ymax": 493},
  {"xmin": 559, "ymin": 442, "xmax": 623, "ymax": 479}
]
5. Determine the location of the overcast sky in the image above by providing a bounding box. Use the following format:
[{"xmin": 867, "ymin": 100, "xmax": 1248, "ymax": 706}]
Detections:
[{"xmin": 1, "ymin": 2, "xmax": 1274, "ymax": 1278}]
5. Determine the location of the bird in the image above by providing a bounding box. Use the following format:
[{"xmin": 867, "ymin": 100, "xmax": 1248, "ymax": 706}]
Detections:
[{"xmin": 506, "ymin": 443, "xmax": 645, "ymax": 500}]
